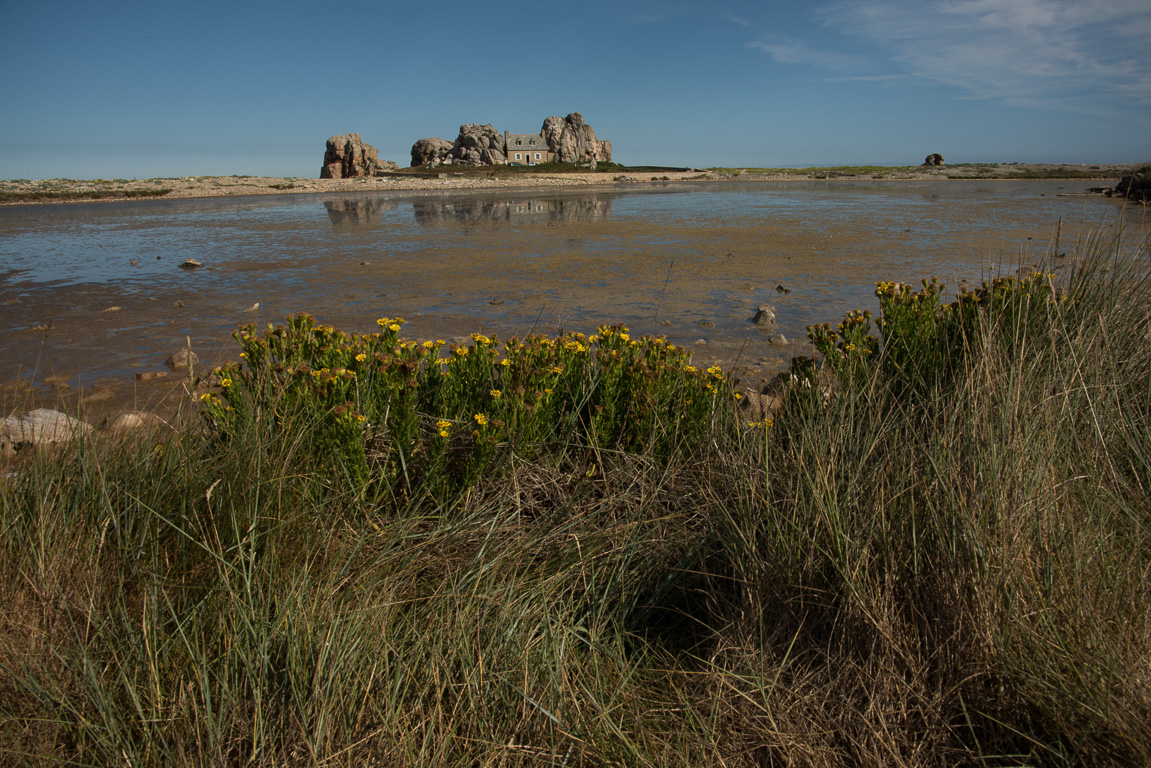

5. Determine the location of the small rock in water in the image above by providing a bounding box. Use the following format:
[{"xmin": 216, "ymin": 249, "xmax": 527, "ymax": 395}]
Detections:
[
  {"xmin": 775, "ymin": 284, "xmax": 791, "ymax": 294},
  {"xmin": 130, "ymin": 259, "xmax": 138, "ymax": 267},
  {"xmin": 102, "ymin": 306, "xmax": 123, "ymax": 313},
  {"xmin": 697, "ymin": 320, "xmax": 715, "ymax": 329},
  {"xmin": 489, "ymin": 298, "xmax": 504, "ymax": 305},
  {"xmin": 173, "ymin": 300, "xmax": 185, "ymax": 308},
  {"xmin": 179, "ymin": 258, "xmax": 203, "ymax": 270},
  {"xmin": 660, "ymin": 320, "xmax": 673, "ymax": 327},
  {"xmin": 751, "ymin": 305, "xmax": 776, "ymax": 326},
  {"xmin": 769, "ymin": 334, "xmax": 788, "ymax": 346},
  {"xmin": 165, "ymin": 349, "xmax": 198, "ymax": 372},
  {"xmin": 134, "ymin": 371, "xmax": 167, "ymax": 382},
  {"xmin": 243, "ymin": 303, "xmax": 260, "ymax": 313}
]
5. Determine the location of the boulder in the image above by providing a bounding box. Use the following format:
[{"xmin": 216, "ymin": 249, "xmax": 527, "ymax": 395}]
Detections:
[
  {"xmin": 751, "ymin": 304, "xmax": 776, "ymax": 327},
  {"xmin": 165, "ymin": 348, "xmax": 198, "ymax": 371},
  {"xmin": 1115, "ymin": 166, "xmax": 1150, "ymax": 202},
  {"xmin": 1, "ymin": 409, "xmax": 92, "ymax": 449},
  {"xmin": 923, "ymin": 153, "xmax": 945, "ymax": 166},
  {"xmin": 320, "ymin": 133, "xmax": 396, "ymax": 178},
  {"xmin": 410, "ymin": 137, "xmax": 455, "ymax": 167},
  {"xmin": 103, "ymin": 411, "xmax": 165, "ymax": 434},
  {"xmin": 541, "ymin": 112, "xmax": 612, "ymax": 165}
]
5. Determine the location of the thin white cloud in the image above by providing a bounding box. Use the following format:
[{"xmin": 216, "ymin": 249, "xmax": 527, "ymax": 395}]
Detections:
[
  {"xmin": 747, "ymin": 38, "xmax": 869, "ymax": 71},
  {"xmin": 823, "ymin": 0, "xmax": 1151, "ymax": 108},
  {"xmin": 721, "ymin": 10, "xmax": 752, "ymax": 27}
]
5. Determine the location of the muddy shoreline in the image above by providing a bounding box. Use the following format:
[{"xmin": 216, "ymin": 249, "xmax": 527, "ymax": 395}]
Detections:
[{"xmin": 0, "ymin": 163, "xmax": 1133, "ymax": 207}]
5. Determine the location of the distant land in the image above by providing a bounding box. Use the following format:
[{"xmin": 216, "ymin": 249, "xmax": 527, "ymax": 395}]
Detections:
[{"xmin": 0, "ymin": 163, "xmax": 1142, "ymax": 206}]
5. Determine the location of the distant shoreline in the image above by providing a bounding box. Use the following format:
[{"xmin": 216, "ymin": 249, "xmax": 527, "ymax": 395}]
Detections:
[{"xmin": 0, "ymin": 163, "xmax": 1133, "ymax": 206}]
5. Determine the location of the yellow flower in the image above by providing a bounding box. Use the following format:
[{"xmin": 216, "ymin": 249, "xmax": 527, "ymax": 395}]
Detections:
[
  {"xmin": 734, "ymin": 392, "xmax": 743, "ymax": 400},
  {"xmin": 199, "ymin": 392, "xmax": 213, "ymax": 403},
  {"xmin": 388, "ymin": 323, "xmax": 401, "ymax": 332},
  {"xmin": 423, "ymin": 340, "xmax": 436, "ymax": 350},
  {"xmin": 439, "ymin": 430, "xmax": 449, "ymax": 438},
  {"xmin": 355, "ymin": 414, "xmax": 366, "ymax": 423},
  {"xmin": 685, "ymin": 365, "xmax": 697, "ymax": 373},
  {"xmin": 239, "ymin": 352, "xmax": 247, "ymax": 359},
  {"xmin": 620, "ymin": 333, "xmax": 630, "ymax": 342},
  {"xmin": 219, "ymin": 378, "xmax": 232, "ymax": 388},
  {"xmin": 500, "ymin": 358, "xmax": 511, "ymax": 367},
  {"xmin": 453, "ymin": 347, "xmax": 469, "ymax": 357},
  {"xmin": 355, "ymin": 353, "xmax": 367, "ymax": 362},
  {"xmin": 474, "ymin": 413, "xmax": 488, "ymax": 426},
  {"xmin": 551, "ymin": 365, "xmax": 564, "ymax": 374},
  {"xmin": 436, "ymin": 420, "xmax": 451, "ymax": 430},
  {"xmin": 490, "ymin": 389, "xmax": 502, "ymax": 399},
  {"xmin": 544, "ymin": 388, "xmax": 553, "ymax": 395}
]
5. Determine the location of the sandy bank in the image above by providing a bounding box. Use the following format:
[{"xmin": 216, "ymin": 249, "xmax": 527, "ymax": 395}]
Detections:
[{"xmin": 0, "ymin": 163, "xmax": 1133, "ymax": 205}]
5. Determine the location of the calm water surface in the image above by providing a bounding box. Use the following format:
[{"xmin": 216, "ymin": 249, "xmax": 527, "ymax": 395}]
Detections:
[{"xmin": 0, "ymin": 180, "xmax": 1139, "ymax": 392}]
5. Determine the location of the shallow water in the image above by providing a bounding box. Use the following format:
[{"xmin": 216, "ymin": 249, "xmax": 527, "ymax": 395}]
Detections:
[{"xmin": 0, "ymin": 179, "xmax": 1140, "ymax": 407}]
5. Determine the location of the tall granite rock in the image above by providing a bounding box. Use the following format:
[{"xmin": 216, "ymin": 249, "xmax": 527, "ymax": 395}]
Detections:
[
  {"xmin": 320, "ymin": 133, "xmax": 397, "ymax": 178},
  {"xmin": 541, "ymin": 112, "xmax": 612, "ymax": 166}
]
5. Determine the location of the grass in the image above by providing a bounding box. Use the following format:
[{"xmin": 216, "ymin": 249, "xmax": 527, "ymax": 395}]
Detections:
[
  {"xmin": 0, "ymin": 187, "xmax": 173, "ymax": 203},
  {"xmin": 2, "ymin": 230, "xmax": 1150, "ymax": 766},
  {"xmin": 711, "ymin": 164, "xmax": 1127, "ymax": 180}
]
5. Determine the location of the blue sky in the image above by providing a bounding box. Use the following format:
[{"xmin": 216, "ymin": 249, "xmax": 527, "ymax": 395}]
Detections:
[{"xmin": 1, "ymin": 0, "xmax": 1148, "ymax": 178}]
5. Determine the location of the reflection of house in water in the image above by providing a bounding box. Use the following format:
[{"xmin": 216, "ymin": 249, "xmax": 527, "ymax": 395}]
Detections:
[
  {"xmin": 411, "ymin": 196, "xmax": 613, "ymax": 226},
  {"xmin": 324, "ymin": 197, "xmax": 401, "ymax": 227}
]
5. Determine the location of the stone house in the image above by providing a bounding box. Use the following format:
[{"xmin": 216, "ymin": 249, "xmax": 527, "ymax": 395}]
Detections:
[{"xmin": 504, "ymin": 132, "xmax": 552, "ymax": 165}]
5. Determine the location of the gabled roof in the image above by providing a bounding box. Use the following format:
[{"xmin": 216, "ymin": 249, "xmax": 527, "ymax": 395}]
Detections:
[{"xmin": 505, "ymin": 133, "xmax": 549, "ymax": 150}]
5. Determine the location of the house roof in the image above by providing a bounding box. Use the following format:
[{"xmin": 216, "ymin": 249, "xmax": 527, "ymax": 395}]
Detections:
[{"xmin": 505, "ymin": 133, "xmax": 549, "ymax": 150}]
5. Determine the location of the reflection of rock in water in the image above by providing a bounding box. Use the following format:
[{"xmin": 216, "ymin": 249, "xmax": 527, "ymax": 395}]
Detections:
[
  {"xmin": 412, "ymin": 197, "xmax": 612, "ymax": 226},
  {"xmin": 324, "ymin": 198, "xmax": 402, "ymax": 227}
]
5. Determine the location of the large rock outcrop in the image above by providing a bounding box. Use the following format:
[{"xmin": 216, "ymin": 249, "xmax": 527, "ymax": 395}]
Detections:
[
  {"xmin": 922, "ymin": 153, "xmax": 945, "ymax": 166},
  {"xmin": 542, "ymin": 112, "xmax": 612, "ymax": 166},
  {"xmin": 409, "ymin": 112, "xmax": 612, "ymax": 168},
  {"xmin": 320, "ymin": 133, "xmax": 397, "ymax": 179},
  {"xmin": 452, "ymin": 124, "xmax": 507, "ymax": 166},
  {"xmin": 410, "ymin": 124, "xmax": 508, "ymax": 168}
]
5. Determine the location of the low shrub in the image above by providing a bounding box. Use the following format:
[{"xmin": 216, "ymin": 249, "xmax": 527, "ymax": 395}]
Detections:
[{"xmin": 203, "ymin": 316, "xmax": 740, "ymax": 498}]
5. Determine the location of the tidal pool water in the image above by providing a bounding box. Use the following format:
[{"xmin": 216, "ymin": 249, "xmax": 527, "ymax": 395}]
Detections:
[{"xmin": 0, "ymin": 179, "xmax": 1140, "ymax": 409}]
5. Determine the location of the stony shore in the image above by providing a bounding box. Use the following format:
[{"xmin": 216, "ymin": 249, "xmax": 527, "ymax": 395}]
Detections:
[{"xmin": 0, "ymin": 163, "xmax": 1135, "ymax": 205}]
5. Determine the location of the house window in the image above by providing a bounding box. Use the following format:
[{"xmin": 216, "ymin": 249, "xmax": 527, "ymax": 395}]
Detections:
[
  {"xmin": 534, "ymin": 153, "xmax": 541, "ymax": 160},
  {"xmin": 515, "ymin": 153, "xmax": 521, "ymax": 160}
]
